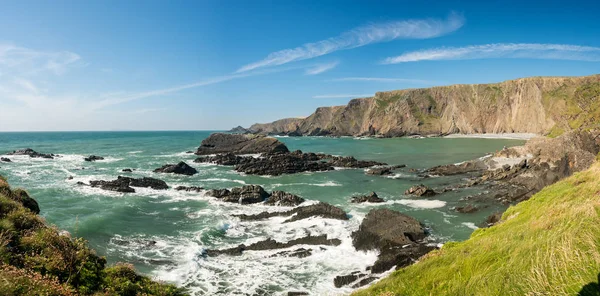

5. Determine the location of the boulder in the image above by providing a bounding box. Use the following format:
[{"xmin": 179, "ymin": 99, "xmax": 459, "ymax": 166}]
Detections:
[
  {"xmin": 351, "ymin": 192, "xmax": 384, "ymax": 203},
  {"xmin": 352, "ymin": 208, "xmax": 426, "ymax": 251},
  {"xmin": 153, "ymin": 161, "xmax": 198, "ymax": 176},
  {"xmin": 0, "ymin": 157, "xmax": 11, "ymax": 162},
  {"xmin": 207, "ymin": 185, "xmax": 269, "ymax": 204},
  {"xmin": 265, "ymin": 191, "xmax": 305, "ymax": 206},
  {"xmin": 195, "ymin": 133, "xmax": 289, "ymax": 155},
  {"xmin": 6, "ymin": 148, "xmax": 55, "ymax": 159},
  {"xmin": 89, "ymin": 176, "xmax": 168, "ymax": 193},
  {"xmin": 84, "ymin": 155, "xmax": 104, "ymax": 162},
  {"xmin": 404, "ymin": 184, "xmax": 437, "ymax": 197},
  {"xmin": 122, "ymin": 169, "xmax": 133, "ymax": 172}
]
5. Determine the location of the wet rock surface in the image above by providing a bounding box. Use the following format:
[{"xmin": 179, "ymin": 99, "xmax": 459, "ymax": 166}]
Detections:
[
  {"xmin": 270, "ymin": 248, "xmax": 312, "ymax": 258},
  {"xmin": 207, "ymin": 185, "xmax": 270, "ymax": 204},
  {"xmin": 365, "ymin": 165, "xmax": 405, "ymax": 175},
  {"xmin": 153, "ymin": 161, "xmax": 198, "ymax": 176},
  {"xmin": 121, "ymin": 168, "xmax": 133, "ymax": 172},
  {"xmin": 195, "ymin": 133, "xmax": 289, "ymax": 155},
  {"xmin": 84, "ymin": 155, "xmax": 104, "ymax": 162},
  {"xmin": 234, "ymin": 202, "xmax": 348, "ymax": 222},
  {"xmin": 1, "ymin": 157, "xmax": 11, "ymax": 162},
  {"xmin": 328, "ymin": 155, "xmax": 386, "ymax": 168},
  {"xmin": 206, "ymin": 235, "xmax": 341, "ymax": 256},
  {"xmin": 350, "ymin": 192, "xmax": 384, "ymax": 203},
  {"xmin": 88, "ymin": 176, "xmax": 169, "ymax": 193},
  {"xmin": 455, "ymin": 204, "xmax": 479, "ymax": 213},
  {"xmin": 6, "ymin": 148, "xmax": 56, "ymax": 159},
  {"xmin": 265, "ymin": 190, "xmax": 305, "ymax": 206},
  {"xmin": 404, "ymin": 184, "xmax": 437, "ymax": 197},
  {"xmin": 175, "ymin": 186, "xmax": 204, "ymax": 192}
]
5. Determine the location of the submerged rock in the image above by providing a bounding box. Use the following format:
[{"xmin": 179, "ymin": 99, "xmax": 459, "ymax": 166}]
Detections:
[
  {"xmin": 195, "ymin": 133, "xmax": 289, "ymax": 155},
  {"xmin": 351, "ymin": 192, "xmax": 384, "ymax": 203},
  {"xmin": 234, "ymin": 202, "xmax": 348, "ymax": 222},
  {"xmin": 328, "ymin": 156, "xmax": 386, "ymax": 168},
  {"xmin": 89, "ymin": 176, "xmax": 169, "ymax": 193},
  {"xmin": 175, "ymin": 186, "xmax": 204, "ymax": 192},
  {"xmin": 84, "ymin": 155, "xmax": 104, "ymax": 162},
  {"xmin": 455, "ymin": 204, "xmax": 479, "ymax": 213},
  {"xmin": 122, "ymin": 168, "xmax": 133, "ymax": 172},
  {"xmin": 365, "ymin": 165, "xmax": 405, "ymax": 176},
  {"xmin": 206, "ymin": 235, "xmax": 340, "ymax": 256},
  {"xmin": 6, "ymin": 148, "xmax": 56, "ymax": 159},
  {"xmin": 270, "ymin": 248, "xmax": 312, "ymax": 258},
  {"xmin": 153, "ymin": 161, "xmax": 198, "ymax": 176},
  {"xmin": 0, "ymin": 157, "xmax": 11, "ymax": 162},
  {"xmin": 404, "ymin": 184, "xmax": 437, "ymax": 197}
]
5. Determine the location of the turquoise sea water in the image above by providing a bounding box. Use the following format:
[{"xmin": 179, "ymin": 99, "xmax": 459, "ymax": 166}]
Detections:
[{"xmin": 0, "ymin": 131, "xmax": 524, "ymax": 295}]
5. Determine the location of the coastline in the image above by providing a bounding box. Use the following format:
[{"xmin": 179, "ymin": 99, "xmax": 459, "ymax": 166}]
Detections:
[{"xmin": 443, "ymin": 133, "xmax": 538, "ymax": 140}]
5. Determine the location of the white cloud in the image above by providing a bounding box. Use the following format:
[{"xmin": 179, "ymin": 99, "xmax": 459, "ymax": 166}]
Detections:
[
  {"xmin": 383, "ymin": 43, "xmax": 600, "ymax": 63},
  {"xmin": 237, "ymin": 12, "xmax": 464, "ymax": 73},
  {"xmin": 331, "ymin": 77, "xmax": 432, "ymax": 84},
  {"xmin": 305, "ymin": 61, "xmax": 339, "ymax": 75},
  {"xmin": 0, "ymin": 43, "xmax": 81, "ymax": 75},
  {"xmin": 313, "ymin": 94, "xmax": 372, "ymax": 99}
]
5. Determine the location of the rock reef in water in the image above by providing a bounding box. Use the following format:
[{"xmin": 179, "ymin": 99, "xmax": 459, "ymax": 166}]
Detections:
[
  {"xmin": 153, "ymin": 161, "xmax": 198, "ymax": 176},
  {"xmin": 206, "ymin": 185, "xmax": 305, "ymax": 206},
  {"xmin": 6, "ymin": 148, "xmax": 56, "ymax": 159},
  {"xmin": 233, "ymin": 202, "xmax": 348, "ymax": 222},
  {"xmin": 350, "ymin": 192, "xmax": 384, "ymax": 203},
  {"xmin": 195, "ymin": 133, "xmax": 289, "ymax": 155},
  {"xmin": 86, "ymin": 176, "xmax": 169, "ymax": 193}
]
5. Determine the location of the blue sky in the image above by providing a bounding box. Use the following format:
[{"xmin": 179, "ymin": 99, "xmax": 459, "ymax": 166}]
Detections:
[{"xmin": 0, "ymin": 0, "xmax": 599, "ymax": 131}]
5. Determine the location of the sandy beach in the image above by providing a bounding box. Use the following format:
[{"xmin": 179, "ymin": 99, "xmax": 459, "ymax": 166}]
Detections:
[{"xmin": 444, "ymin": 133, "xmax": 538, "ymax": 140}]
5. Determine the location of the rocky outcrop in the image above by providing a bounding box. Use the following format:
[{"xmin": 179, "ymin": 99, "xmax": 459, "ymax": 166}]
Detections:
[
  {"xmin": 455, "ymin": 204, "xmax": 479, "ymax": 213},
  {"xmin": 265, "ymin": 191, "xmax": 305, "ymax": 206},
  {"xmin": 365, "ymin": 165, "xmax": 406, "ymax": 175},
  {"xmin": 6, "ymin": 148, "xmax": 56, "ymax": 159},
  {"xmin": 207, "ymin": 185, "xmax": 269, "ymax": 204},
  {"xmin": 1, "ymin": 157, "xmax": 11, "ymax": 162},
  {"xmin": 404, "ymin": 184, "xmax": 437, "ymax": 197},
  {"xmin": 234, "ymin": 202, "xmax": 348, "ymax": 222},
  {"xmin": 153, "ymin": 161, "xmax": 198, "ymax": 176},
  {"xmin": 206, "ymin": 235, "xmax": 341, "ymax": 256},
  {"xmin": 336, "ymin": 208, "xmax": 435, "ymax": 288},
  {"xmin": 88, "ymin": 176, "xmax": 169, "ymax": 193},
  {"xmin": 328, "ymin": 156, "xmax": 386, "ymax": 168},
  {"xmin": 228, "ymin": 126, "xmax": 250, "ymax": 134},
  {"xmin": 84, "ymin": 155, "xmax": 104, "ymax": 162},
  {"xmin": 195, "ymin": 133, "xmax": 289, "ymax": 155},
  {"xmin": 249, "ymin": 75, "xmax": 600, "ymax": 137},
  {"xmin": 10, "ymin": 189, "xmax": 40, "ymax": 214},
  {"xmin": 351, "ymin": 192, "xmax": 384, "ymax": 203},
  {"xmin": 175, "ymin": 186, "xmax": 204, "ymax": 192}
]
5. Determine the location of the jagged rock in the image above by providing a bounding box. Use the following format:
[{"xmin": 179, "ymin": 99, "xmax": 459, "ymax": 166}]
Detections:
[
  {"xmin": 228, "ymin": 126, "xmax": 250, "ymax": 134},
  {"xmin": 352, "ymin": 208, "xmax": 426, "ymax": 251},
  {"xmin": 122, "ymin": 169, "xmax": 133, "ymax": 172},
  {"xmin": 153, "ymin": 161, "xmax": 198, "ymax": 176},
  {"xmin": 234, "ymin": 202, "xmax": 348, "ymax": 222},
  {"xmin": 194, "ymin": 153, "xmax": 249, "ymax": 166},
  {"xmin": 365, "ymin": 165, "xmax": 405, "ymax": 175},
  {"xmin": 334, "ymin": 273, "xmax": 366, "ymax": 288},
  {"xmin": 370, "ymin": 244, "xmax": 436, "ymax": 273},
  {"xmin": 351, "ymin": 192, "xmax": 385, "ymax": 203},
  {"xmin": 6, "ymin": 148, "xmax": 56, "ymax": 159},
  {"xmin": 206, "ymin": 235, "xmax": 340, "ymax": 256},
  {"xmin": 84, "ymin": 155, "xmax": 104, "ymax": 162},
  {"xmin": 485, "ymin": 212, "xmax": 503, "ymax": 226},
  {"xmin": 426, "ymin": 161, "xmax": 486, "ymax": 176},
  {"xmin": 328, "ymin": 156, "xmax": 386, "ymax": 168},
  {"xmin": 265, "ymin": 191, "xmax": 305, "ymax": 206},
  {"xmin": 89, "ymin": 176, "xmax": 168, "ymax": 193},
  {"xmin": 11, "ymin": 189, "xmax": 40, "ymax": 214},
  {"xmin": 404, "ymin": 184, "xmax": 437, "ymax": 197},
  {"xmin": 233, "ymin": 152, "xmax": 334, "ymax": 176},
  {"xmin": 195, "ymin": 133, "xmax": 289, "ymax": 155},
  {"xmin": 455, "ymin": 204, "xmax": 479, "ymax": 213},
  {"xmin": 175, "ymin": 186, "xmax": 204, "ymax": 192},
  {"xmin": 0, "ymin": 157, "xmax": 11, "ymax": 162},
  {"xmin": 270, "ymin": 248, "xmax": 312, "ymax": 258},
  {"xmin": 287, "ymin": 292, "xmax": 309, "ymax": 296},
  {"xmin": 207, "ymin": 185, "xmax": 269, "ymax": 204}
]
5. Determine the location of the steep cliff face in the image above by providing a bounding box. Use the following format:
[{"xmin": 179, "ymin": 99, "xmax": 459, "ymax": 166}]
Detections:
[{"xmin": 249, "ymin": 75, "xmax": 600, "ymax": 137}]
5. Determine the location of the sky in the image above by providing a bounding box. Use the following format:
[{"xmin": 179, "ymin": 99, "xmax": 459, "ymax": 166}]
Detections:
[{"xmin": 0, "ymin": 0, "xmax": 599, "ymax": 131}]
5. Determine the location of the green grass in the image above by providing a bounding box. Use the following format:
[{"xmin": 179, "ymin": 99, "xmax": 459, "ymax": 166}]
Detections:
[
  {"xmin": 0, "ymin": 175, "xmax": 188, "ymax": 296},
  {"xmin": 354, "ymin": 163, "xmax": 600, "ymax": 296}
]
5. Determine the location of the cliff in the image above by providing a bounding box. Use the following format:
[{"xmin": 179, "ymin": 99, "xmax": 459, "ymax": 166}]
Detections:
[{"xmin": 249, "ymin": 74, "xmax": 600, "ymax": 137}]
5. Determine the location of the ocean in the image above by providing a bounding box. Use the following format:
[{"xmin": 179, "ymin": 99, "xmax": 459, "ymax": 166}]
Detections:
[{"xmin": 0, "ymin": 131, "xmax": 524, "ymax": 295}]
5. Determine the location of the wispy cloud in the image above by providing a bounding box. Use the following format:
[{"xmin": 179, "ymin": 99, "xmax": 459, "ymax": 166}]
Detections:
[
  {"xmin": 305, "ymin": 61, "xmax": 339, "ymax": 75},
  {"xmin": 331, "ymin": 77, "xmax": 432, "ymax": 84},
  {"xmin": 0, "ymin": 43, "xmax": 81, "ymax": 75},
  {"xmin": 237, "ymin": 12, "xmax": 464, "ymax": 73},
  {"xmin": 383, "ymin": 43, "xmax": 600, "ymax": 63},
  {"xmin": 313, "ymin": 94, "xmax": 372, "ymax": 99}
]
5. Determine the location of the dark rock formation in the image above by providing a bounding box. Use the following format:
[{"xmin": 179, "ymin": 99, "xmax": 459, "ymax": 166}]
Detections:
[
  {"xmin": 426, "ymin": 161, "xmax": 486, "ymax": 176},
  {"xmin": 365, "ymin": 165, "xmax": 405, "ymax": 175},
  {"xmin": 328, "ymin": 156, "xmax": 386, "ymax": 168},
  {"xmin": 207, "ymin": 185, "xmax": 269, "ymax": 204},
  {"xmin": 153, "ymin": 161, "xmax": 198, "ymax": 176},
  {"xmin": 336, "ymin": 208, "xmax": 435, "ymax": 288},
  {"xmin": 265, "ymin": 191, "xmax": 305, "ymax": 206},
  {"xmin": 175, "ymin": 186, "xmax": 204, "ymax": 192},
  {"xmin": 287, "ymin": 292, "xmax": 309, "ymax": 296},
  {"xmin": 84, "ymin": 155, "xmax": 104, "ymax": 162},
  {"xmin": 228, "ymin": 126, "xmax": 250, "ymax": 134},
  {"xmin": 194, "ymin": 153, "xmax": 248, "ymax": 166},
  {"xmin": 195, "ymin": 133, "xmax": 289, "ymax": 155},
  {"xmin": 234, "ymin": 202, "xmax": 348, "ymax": 222},
  {"xmin": 11, "ymin": 189, "xmax": 40, "ymax": 214},
  {"xmin": 0, "ymin": 157, "xmax": 11, "ymax": 162},
  {"xmin": 233, "ymin": 152, "xmax": 334, "ymax": 176},
  {"xmin": 404, "ymin": 184, "xmax": 437, "ymax": 197},
  {"xmin": 6, "ymin": 148, "xmax": 56, "ymax": 159},
  {"xmin": 206, "ymin": 235, "xmax": 341, "ymax": 256},
  {"xmin": 88, "ymin": 176, "xmax": 169, "ymax": 193},
  {"xmin": 455, "ymin": 204, "xmax": 479, "ymax": 213},
  {"xmin": 270, "ymin": 248, "xmax": 312, "ymax": 258},
  {"xmin": 122, "ymin": 169, "xmax": 133, "ymax": 172},
  {"xmin": 485, "ymin": 212, "xmax": 502, "ymax": 226},
  {"xmin": 351, "ymin": 192, "xmax": 384, "ymax": 203}
]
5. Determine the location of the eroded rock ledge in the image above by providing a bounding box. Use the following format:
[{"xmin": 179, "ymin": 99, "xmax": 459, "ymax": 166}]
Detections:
[
  {"xmin": 82, "ymin": 176, "xmax": 169, "ymax": 193},
  {"xmin": 206, "ymin": 185, "xmax": 305, "ymax": 206},
  {"xmin": 6, "ymin": 148, "xmax": 57, "ymax": 159}
]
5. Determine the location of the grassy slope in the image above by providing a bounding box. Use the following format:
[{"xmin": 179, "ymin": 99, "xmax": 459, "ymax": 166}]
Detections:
[
  {"xmin": 354, "ymin": 163, "xmax": 600, "ymax": 296},
  {"xmin": 0, "ymin": 175, "xmax": 188, "ymax": 296}
]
